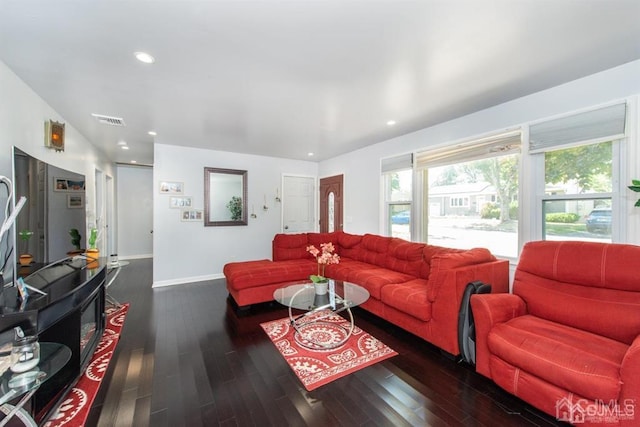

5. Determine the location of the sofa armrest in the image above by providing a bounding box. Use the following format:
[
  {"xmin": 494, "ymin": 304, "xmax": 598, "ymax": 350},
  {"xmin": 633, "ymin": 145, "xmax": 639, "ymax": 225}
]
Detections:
[
  {"xmin": 427, "ymin": 248, "xmax": 497, "ymax": 301},
  {"xmin": 425, "ymin": 257, "xmax": 509, "ymax": 356},
  {"xmin": 620, "ymin": 335, "xmax": 640, "ymax": 425},
  {"xmin": 470, "ymin": 293, "xmax": 527, "ymax": 377}
]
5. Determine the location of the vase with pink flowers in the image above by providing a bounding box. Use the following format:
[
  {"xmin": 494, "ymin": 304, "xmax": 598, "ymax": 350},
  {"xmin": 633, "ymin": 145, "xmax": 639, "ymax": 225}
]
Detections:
[{"xmin": 306, "ymin": 242, "xmax": 340, "ymax": 294}]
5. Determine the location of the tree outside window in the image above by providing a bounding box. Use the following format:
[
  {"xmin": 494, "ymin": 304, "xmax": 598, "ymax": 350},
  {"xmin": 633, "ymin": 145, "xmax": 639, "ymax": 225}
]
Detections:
[{"xmin": 543, "ymin": 141, "xmax": 613, "ymax": 242}]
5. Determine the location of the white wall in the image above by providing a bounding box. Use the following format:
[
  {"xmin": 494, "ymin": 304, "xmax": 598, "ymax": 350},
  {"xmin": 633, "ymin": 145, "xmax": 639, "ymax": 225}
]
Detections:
[
  {"xmin": 0, "ymin": 61, "xmax": 114, "ymax": 276},
  {"xmin": 116, "ymin": 164, "xmax": 153, "ymax": 259},
  {"xmin": 319, "ymin": 60, "xmax": 640, "ymax": 243},
  {"xmin": 152, "ymin": 144, "xmax": 318, "ymax": 287}
]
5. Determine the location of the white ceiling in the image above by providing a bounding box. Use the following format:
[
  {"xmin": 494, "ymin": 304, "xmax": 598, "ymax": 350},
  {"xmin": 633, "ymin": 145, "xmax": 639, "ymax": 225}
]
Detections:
[{"xmin": 1, "ymin": 1, "xmax": 640, "ymax": 165}]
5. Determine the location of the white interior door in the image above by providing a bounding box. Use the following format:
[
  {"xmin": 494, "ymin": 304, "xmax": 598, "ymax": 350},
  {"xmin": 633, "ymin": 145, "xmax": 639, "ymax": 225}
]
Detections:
[
  {"xmin": 94, "ymin": 168, "xmax": 104, "ymax": 253},
  {"xmin": 105, "ymin": 174, "xmax": 114, "ymax": 258},
  {"xmin": 116, "ymin": 165, "xmax": 153, "ymax": 258},
  {"xmin": 282, "ymin": 175, "xmax": 315, "ymax": 233}
]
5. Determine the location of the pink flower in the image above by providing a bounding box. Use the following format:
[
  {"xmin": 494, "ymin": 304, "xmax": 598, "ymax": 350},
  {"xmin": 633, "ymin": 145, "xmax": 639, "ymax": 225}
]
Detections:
[
  {"xmin": 306, "ymin": 242, "xmax": 340, "ymax": 279},
  {"xmin": 306, "ymin": 245, "xmax": 320, "ymax": 258}
]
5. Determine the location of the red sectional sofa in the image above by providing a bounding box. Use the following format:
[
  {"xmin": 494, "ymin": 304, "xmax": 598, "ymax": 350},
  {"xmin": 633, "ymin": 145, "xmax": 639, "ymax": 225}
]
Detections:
[
  {"xmin": 471, "ymin": 241, "xmax": 640, "ymax": 426},
  {"xmin": 224, "ymin": 231, "xmax": 509, "ymax": 356}
]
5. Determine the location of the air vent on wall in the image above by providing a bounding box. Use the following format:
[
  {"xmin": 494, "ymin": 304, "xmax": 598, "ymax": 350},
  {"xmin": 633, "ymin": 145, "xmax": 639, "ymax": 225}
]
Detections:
[{"xmin": 91, "ymin": 113, "xmax": 126, "ymax": 127}]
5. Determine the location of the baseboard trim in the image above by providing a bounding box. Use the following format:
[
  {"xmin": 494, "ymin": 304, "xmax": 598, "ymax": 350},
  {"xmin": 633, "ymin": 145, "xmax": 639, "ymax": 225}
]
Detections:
[
  {"xmin": 119, "ymin": 254, "xmax": 153, "ymax": 260},
  {"xmin": 152, "ymin": 273, "xmax": 225, "ymax": 288}
]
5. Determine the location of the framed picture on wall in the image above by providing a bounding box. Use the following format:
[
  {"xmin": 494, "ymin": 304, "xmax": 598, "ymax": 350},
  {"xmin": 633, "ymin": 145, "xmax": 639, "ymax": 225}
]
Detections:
[
  {"xmin": 159, "ymin": 181, "xmax": 184, "ymax": 194},
  {"xmin": 169, "ymin": 196, "xmax": 193, "ymax": 209},
  {"xmin": 181, "ymin": 209, "xmax": 203, "ymax": 222},
  {"xmin": 67, "ymin": 194, "xmax": 84, "ymax": 208},
  {"xmin": 54, "ymin": 177, "xmax": 85, "ymax": 192}
]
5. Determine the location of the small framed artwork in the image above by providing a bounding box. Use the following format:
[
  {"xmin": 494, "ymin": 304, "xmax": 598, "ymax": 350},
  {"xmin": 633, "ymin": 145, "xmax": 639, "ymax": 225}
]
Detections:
[
  {"xmin": 67, "ymin": 180, "xmax": 85, "ymax": 191},
  {"xmin": 181, "ymin": 209, "xmax": 203, "ymax": 222},
  {"xmin": 159, "ymin": 181, "xmax": 184, "ymax": 194},
  {"xmin": 170, "ymin": 196, "xmax": 193, "ymax": 209},
  {"xmin": 54, "ymin": 177, "xmax": 85, "ymax": 192},
  {"xmin": 67, "ymin": 194, "xmax": 84, "ymax": 208},
  {"xmin": 54, "ymin": 178, "xmax": 68, "ymax": 191}
]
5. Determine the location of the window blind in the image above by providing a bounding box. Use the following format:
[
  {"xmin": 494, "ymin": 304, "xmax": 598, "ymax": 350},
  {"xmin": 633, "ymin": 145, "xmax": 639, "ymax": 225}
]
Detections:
[
  {"xmin": 415, "ymin": 130, "xmax": 521, "ymax": 170},
  {"xmin": 529, "ymin": 103, "xmax": 626, "ymax": 153},
  {"xmin": 381, "ymin": 153, "xmax": 413, "ymax": 173}
]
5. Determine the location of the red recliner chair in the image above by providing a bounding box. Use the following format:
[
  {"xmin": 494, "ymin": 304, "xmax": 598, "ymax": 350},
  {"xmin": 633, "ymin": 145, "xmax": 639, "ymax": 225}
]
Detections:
[{"xmin": 471, "ymin": 240, "xmax": 640, "ymax": 426}]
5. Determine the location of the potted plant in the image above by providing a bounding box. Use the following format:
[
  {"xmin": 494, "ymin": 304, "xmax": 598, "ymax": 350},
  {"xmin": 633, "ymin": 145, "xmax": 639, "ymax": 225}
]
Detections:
[
  {"xmin": 68, "ymin": 228, "xmax": 83, "ymax": 255},
  {"xmin": 18, "ymin": 230, "xmax": 34, "ymax": 266},
  {"xmin": 226, "ymin": 196, "xmax": 243, "ymax": 221},
  {"xmin": 630, "ymin": 179, "xmax": 640, "ymax": 207},
  {"xmin": 306, "ymin": 242, "xmax": 340, "ymax": 294},
  {"xmin": 86, "ymin": 227, "xmax": 99, "ymax": 260}
]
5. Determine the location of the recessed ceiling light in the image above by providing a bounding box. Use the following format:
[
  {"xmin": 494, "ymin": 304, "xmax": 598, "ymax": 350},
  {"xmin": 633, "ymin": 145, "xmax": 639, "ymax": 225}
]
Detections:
[
  {"xmin": 386, "ymin": 120, "xmax": 397, "ymax": 126},
  {"xmin": 307, "ymin": 152, "xmax": 314, "ymax": 157},
  {"xmin": 130, "ymin": 160, "xmax": 137, "ymax": 164},
  {"xmin": 134, "ymin": 51, "xmax": 155, "ymax": 64},
  {"xmin": 148, "ymin": 131, "xmax": 157, "ymax": 136},
  {"xmin": 121, "ymin": 146, "xmax": 130, "ymax": 150},
  {"xmin": 117, "ymin": 141, "xmax": 127, "ymax": 146}
]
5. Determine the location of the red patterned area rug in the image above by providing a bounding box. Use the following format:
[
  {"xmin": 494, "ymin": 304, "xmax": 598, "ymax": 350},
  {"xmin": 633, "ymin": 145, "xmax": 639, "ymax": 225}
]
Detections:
[
  {"xmin": 44, "ymin": 303, "xmax": 130, "ymax": 427},
  {"xmin": 260, "ymin": 310, "xmax": 397, "ymax": 391}
]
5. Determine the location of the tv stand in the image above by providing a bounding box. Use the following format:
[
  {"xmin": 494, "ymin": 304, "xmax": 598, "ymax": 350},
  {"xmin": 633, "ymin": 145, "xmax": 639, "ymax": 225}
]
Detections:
[{"xmin": 0, "ymin": 256, "xmax": 106, "ymax": 424}]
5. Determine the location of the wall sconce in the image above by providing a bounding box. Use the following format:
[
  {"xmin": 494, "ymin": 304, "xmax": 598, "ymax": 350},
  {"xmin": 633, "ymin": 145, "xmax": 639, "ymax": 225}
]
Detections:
[
  {"xmin": 250, "ymin": 205, "xmax": 257, "ymax": 218},
  {"xmin": 263, "ymin": 195, "xmax": 269, "ymax": 211},
  {"xmin": 44, "ymin": 120, "xmax": 65, "ymax": 152},
  {"xmin": 275, "ymin": 187, "xmax": 281, "ymax": 203}
]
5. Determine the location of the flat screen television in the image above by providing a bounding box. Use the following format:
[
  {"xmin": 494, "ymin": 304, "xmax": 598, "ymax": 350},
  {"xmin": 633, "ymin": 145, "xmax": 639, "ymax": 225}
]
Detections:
[{"xmin": 12, "ymin": 147, "xmax": 87, "ymax": 269}]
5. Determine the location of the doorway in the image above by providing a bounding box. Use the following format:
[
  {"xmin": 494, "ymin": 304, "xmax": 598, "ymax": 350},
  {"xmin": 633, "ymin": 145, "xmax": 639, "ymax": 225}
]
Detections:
[
  {"xmin": 282, "ymin": 175, "xmax": 315, "ymax": 233},
  {"xmin": 319, "ymin": 175, "xmax": 343, "ymax": 233},
  {"xmin": 116, "ymin": 164, "xmax": 153, "ymax": 257}
]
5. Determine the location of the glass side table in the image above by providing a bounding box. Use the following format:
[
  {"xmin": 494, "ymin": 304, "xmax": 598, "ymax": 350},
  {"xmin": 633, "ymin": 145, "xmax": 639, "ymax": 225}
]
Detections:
[
  {"xmin": 0, "ymin": 343, "xmax": 71, "ymax": 427},
  {"xmin": 274, "ymin": 281, "xmax": 370, "ymax": 349}
]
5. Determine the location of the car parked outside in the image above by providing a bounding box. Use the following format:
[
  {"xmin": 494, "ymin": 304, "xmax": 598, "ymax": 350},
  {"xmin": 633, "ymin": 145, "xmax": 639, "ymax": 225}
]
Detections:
[
  {"xmin": 391, "ymin": 210, "xmax": 411, "ymax": 224},
  {"xmin": 585, "ymin": 208, "xmax": 611, "ymax": 233}
]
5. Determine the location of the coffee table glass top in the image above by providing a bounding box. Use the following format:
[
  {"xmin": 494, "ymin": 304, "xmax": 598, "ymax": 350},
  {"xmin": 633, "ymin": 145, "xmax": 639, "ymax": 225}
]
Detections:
[{"xmin": 274, "ymin": 281, "xmax": 369, "ymax": 311}]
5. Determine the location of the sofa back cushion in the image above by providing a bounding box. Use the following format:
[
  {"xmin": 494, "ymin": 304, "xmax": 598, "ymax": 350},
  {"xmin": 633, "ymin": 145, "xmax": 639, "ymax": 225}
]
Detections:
[
  {"xmin": 307, "ymin": 232, "xmax": 339, "ymax": 248},
  {"xmin": 384, "ymin": 239, "xmax": 425, "ymax": 277},
  {"xmin": 272, "ymin": 233, "xmax": 309, "ymax": 261},
  {"xmin": 336, "ymin": 231, "xmax": 363, "ymax": 258},
  {"xmin": 514, "ymin": 240, "xmax": 640, "ymax": 344},
  {"xmin": 347, "ymin": 234, "xmax": 391, "ymax": 266}
]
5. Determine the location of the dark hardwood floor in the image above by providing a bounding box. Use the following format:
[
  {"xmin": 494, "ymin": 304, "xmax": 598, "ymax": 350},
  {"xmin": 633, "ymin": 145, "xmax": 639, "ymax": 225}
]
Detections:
[{"xmin": 86, "ymin": 259, "xmax": 566, "ymax": 427}]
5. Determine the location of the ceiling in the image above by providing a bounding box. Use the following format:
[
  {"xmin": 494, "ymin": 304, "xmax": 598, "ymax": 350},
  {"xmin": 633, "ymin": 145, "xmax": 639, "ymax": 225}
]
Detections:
[{"xmin": 2, "ymin": 1, "xmax": 640, "ymax": 165}]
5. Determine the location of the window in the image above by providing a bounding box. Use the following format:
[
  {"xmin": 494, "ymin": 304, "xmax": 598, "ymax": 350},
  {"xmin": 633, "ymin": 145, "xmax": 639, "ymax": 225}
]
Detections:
[
  {"xmin": 449, "ymin": 197, "xmax": 469, "ymax": 207},
  {"xmin": 531, "ymin": 103, "xmax": 626, "ymax": 243},
  {"xmin": 382, "ymin": 154, "xmax": 413, "ymax": 240},
  {"xmin": 416, "ymin": 130, "xmax": 521, "ymax": 258},
  {"xmin": 540, "ymin": 141, "xmax": 614, "ymax": 242}
]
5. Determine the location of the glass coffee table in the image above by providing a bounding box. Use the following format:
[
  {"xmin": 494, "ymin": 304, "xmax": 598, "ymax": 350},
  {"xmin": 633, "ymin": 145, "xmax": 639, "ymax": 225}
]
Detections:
[{"xmin": 273, "ymin": 281, "xmax": 370, "ymax": 349}]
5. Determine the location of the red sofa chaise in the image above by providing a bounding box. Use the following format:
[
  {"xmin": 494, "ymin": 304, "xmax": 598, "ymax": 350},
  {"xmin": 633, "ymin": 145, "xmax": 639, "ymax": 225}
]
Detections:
[
  {"xmin": 224, "ymin": 231, "xmax": 509, "ymax": 356},
  {"xmin": 471, "ymin": 240, "xmax": 640, "ymax": 426}
]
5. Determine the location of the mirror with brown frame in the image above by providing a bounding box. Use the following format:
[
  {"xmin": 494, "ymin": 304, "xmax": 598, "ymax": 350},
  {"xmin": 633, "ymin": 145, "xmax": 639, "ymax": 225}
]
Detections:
[{"xmin": 204, "ymin": 167, "xmax": 247, "ymax": 226}]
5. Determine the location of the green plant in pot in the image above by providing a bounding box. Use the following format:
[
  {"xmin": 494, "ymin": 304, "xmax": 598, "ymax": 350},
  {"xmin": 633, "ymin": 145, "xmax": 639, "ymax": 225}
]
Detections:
[
  {"xmin": 86, "ymin": 227, "xmax": 99, "ymax": 260},
  {"xmin": 68, "ymin": 228, "xmax": 82, "ymax": 254},
  {"xmin": 630, "ymin": 179, "xmax": 640, "ymax": 207},
  {"xmin": 226, "ymin": 196, "xmax": 243, "ymax": 221},
  {"xmin": 18, "ymin": 230, "xmax": 34, "ymax": 266}
]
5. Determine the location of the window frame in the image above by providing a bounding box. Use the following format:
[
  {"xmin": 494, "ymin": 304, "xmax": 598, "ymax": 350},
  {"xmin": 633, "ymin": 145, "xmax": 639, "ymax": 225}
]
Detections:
[{"xmin": 533, "ymin": 139, "xmax": 622, "ymax": 243}]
